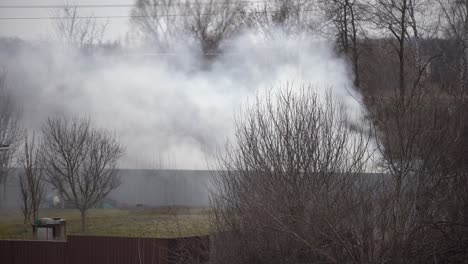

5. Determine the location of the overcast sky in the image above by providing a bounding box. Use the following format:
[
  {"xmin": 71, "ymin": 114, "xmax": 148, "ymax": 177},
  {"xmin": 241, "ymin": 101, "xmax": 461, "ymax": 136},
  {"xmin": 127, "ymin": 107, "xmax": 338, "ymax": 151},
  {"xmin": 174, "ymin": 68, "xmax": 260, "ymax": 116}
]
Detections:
[{"xmin": 0, "ymin": 0, "xmax": 134, "ymax": 41}]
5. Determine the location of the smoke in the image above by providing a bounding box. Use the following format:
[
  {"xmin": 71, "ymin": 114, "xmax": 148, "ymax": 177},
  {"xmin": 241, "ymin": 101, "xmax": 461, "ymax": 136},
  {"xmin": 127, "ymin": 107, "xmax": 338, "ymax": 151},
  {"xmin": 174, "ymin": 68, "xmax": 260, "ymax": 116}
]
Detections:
[{"xmin": 0, "ymin": 30, "xmax": 364, "ymax": 169}]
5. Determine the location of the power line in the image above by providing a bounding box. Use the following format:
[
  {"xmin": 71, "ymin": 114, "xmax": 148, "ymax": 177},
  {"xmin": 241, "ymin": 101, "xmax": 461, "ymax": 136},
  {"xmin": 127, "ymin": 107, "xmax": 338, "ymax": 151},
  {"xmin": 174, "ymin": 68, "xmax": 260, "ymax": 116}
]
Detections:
[
  {"xmin": 0, "ymin": 1, "xmax": 264, "ymax": 9},
  {"xmin": 0, "ymin": 9, "xmax": 319, "ymax": 20},
  {"xmin": 0, "ymin": 15, "xmax": 139, "ymax": 20},
  {"xmin": 0, "ymin": 4, "xmax": 136, "ymax": 9}
]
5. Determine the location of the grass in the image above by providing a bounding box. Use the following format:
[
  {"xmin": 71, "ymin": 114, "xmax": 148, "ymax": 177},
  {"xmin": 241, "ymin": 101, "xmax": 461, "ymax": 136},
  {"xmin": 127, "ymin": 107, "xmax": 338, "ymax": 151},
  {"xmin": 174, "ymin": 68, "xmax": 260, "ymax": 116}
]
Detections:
[{"xmin": 0, "ymin": 207, "xmax": 211, "ymax": 240}]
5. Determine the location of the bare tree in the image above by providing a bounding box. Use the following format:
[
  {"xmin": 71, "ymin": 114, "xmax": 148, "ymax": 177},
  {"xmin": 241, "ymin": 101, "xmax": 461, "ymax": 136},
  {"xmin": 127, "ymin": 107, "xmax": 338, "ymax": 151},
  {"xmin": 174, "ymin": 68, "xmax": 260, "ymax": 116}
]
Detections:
[
  {"xmin": 131, "ymin": 0, "xmax": 245, "ymax": 55},
  {"xmin": 0, "ymin": 71, "xmax": 20, "ymax": 208},
  {"xmin": 184, "ymin": 0, "xmax": 246, "ymax": 55},
  {"xmin": 370, "ymin": 84, "xmax": 448, "ymax": 263},
  {"xmin": 319, "ymin": 0, "xmax": 368, "ymax": 87},
  {"xmin": 370, "ymin": 0, "xmax": 413, "ymax": 101},
  {"xmin": 209, "ymin": 80, "xmax": 468, "ymax": 263},
  {"xmin": 362, "ymin": 0, "xmax": 468, "ymax": 253},
  {"xmin": 18, "ymin": 132, "xmax": 44, "ymax": 224},
  {"xmin": 54, "ymin": 5, "xmax": 107, "ymax": 50},
  {"xmin": 436, "ymin": 0, "xmax": 468, "ymax": 92},
  {"xmin": 246, "ymin": 0, "xmax": 317, "ymax": 35},
  {"xmin": 42, "ymin": 117, "xmax": 124, "ymax": 232},
  {"xmin": 131, "ymin": 0, "xmax": 186, "ymax": 50},
  {"xmin": 211, "ymin": 85, "xmax": 373, "ymax": 263}
]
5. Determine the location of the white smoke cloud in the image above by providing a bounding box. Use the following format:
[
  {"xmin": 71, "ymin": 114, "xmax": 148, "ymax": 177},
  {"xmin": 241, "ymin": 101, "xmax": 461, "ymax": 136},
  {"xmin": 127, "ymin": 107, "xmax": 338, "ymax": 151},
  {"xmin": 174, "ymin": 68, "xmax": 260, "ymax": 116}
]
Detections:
[{"xmin": 0, "ymin": 29, "xmax": 364, "ymax": 169}]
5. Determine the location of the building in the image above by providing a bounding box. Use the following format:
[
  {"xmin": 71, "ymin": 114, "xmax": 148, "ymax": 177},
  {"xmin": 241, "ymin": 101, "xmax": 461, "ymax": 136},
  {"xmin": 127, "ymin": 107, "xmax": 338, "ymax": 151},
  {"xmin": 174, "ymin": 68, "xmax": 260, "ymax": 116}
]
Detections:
[{"xmin": 0, "ymin": 169, "xmax": 215, "ymax": 209}]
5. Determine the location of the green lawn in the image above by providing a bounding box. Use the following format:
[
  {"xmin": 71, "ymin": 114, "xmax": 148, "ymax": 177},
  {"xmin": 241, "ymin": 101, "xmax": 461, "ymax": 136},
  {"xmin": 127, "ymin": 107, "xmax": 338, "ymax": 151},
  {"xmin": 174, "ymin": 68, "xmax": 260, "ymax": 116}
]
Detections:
[{"xmin": 0, "ymin": 207, "xmax": 211, "ymax": 239}]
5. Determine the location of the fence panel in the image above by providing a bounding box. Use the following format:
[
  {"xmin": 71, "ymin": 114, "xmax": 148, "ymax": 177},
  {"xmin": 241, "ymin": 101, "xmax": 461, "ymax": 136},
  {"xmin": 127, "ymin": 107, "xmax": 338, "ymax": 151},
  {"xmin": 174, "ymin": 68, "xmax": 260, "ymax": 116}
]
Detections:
[
  {"xmin": 66, "ymin": 235, "xmax": 171, "ymax": 264},
  {"xmin": 0, "ymin": 240, "xmax": 66, "ymax": 264},
  {"xmin": 0, "ymin": 235, "xmax": 209, "ymax": 264}
]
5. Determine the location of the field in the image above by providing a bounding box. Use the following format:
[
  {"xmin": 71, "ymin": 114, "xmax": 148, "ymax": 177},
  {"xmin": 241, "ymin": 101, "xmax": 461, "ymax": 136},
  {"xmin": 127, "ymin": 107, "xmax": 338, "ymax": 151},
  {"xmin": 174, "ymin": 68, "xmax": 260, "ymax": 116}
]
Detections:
[{"xmin": 0, "ymin": 207, "xmax": 211, "ymax": 240}]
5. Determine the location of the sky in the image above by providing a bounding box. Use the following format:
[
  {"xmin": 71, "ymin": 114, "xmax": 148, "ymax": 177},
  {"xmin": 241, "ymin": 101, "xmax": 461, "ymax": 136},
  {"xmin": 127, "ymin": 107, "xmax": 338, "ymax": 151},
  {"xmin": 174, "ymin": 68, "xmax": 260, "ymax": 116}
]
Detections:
[{"xmin": 0, "ymin": 0, "xmax": 134, "ymax": 41}]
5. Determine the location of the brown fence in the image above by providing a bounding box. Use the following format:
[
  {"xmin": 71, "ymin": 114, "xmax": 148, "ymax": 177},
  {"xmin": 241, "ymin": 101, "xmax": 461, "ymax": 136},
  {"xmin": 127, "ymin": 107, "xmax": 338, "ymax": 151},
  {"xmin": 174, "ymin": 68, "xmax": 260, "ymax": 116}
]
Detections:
[
  {"xmin": 0, "ymin": 240, "xmax": 66, "ymax": 264},
  {"xmin": 0, "ymin": 235, "xmax": 209, "ymax": 264}
]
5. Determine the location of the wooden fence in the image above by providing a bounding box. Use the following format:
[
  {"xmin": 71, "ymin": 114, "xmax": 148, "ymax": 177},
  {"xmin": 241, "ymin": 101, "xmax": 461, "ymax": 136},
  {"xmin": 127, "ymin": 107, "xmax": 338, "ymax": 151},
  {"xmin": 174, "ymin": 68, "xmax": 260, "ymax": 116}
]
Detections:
[{"xmin": 0, "ymin": 235, "xmax": 209, "ymax": 264}]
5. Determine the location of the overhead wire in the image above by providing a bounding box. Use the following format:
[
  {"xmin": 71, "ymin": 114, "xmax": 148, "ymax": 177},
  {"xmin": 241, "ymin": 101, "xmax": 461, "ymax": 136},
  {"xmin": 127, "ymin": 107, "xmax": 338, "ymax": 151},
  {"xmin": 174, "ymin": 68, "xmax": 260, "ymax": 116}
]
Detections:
[
  {"xmin": 0, "ymin": 7, "xmax": 319, "ymax": 20},
  {"xmin": 0, "ymin": 1, "xmax": 266, "ymax": 9}
]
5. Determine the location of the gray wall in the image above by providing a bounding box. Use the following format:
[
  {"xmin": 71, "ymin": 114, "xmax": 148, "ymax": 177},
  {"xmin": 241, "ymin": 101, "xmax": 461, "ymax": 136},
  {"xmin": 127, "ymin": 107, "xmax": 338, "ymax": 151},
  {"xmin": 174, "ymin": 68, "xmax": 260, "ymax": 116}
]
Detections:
[
  {"xmin": 108, "ymin": 169, "xmax": 214, "ymax": 207},
  {"xmin": 0, "ymin": 169, "xmax": 214, "ymax": 209}
]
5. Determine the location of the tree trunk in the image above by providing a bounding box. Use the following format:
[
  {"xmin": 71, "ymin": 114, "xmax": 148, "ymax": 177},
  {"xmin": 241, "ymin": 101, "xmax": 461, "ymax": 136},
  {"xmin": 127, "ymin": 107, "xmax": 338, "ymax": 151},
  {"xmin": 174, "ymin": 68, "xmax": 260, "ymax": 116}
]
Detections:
[
  {"xmin": 464, "ymin": 0, "xmax": 468, "ymax": 92},
  {"xmin": 399, "ymin": 0, "xmax": 408, "ymax": 104},
  {"xmin": 349, "ymin": 2, "xmax": 360, "ymax": 87},
  {"xmin": 80, "ymin": 209, "xmax": 86, "ymax": 232},
  {"xmin": 343, "ymin": 1, "xmax": 349, "ymax": 53}
]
